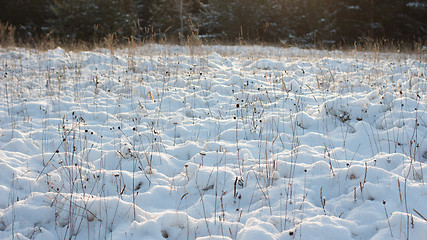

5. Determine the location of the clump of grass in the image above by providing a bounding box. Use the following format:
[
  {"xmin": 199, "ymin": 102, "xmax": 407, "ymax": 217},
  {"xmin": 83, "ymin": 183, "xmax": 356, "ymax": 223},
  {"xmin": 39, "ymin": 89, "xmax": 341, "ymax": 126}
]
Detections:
[{"xmin": 0, "ymin": 22, "xmax": 16, "ymax": 47}]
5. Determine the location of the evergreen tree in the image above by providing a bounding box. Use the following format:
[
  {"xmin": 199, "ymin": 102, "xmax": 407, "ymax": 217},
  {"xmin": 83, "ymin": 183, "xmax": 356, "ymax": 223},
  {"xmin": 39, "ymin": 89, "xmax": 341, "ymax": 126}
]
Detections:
[
  {"xmin": 330, "ymin": 0, "xmax": 427, "ymax": 43},
  {"xmin": 327, "ymin": 0, "xmax": 371, "ymax": 43},
  {"xmin": 0, "ymin": 0, "xmax": 53, "ymax": 40},
  {"xmin": 374, "ymin": 0, "xmax": 427, "ymax": 40},
  {"xmin": 150, "ymin": 0, "xmax": 201, "ymax": 38},
  {"xmin": 50, "ymin": 0, "xmax": 135, "ymax": 41},
  {"xmin": 133, "ymin": 0, "xmax": 154, "ymax": 30},
  {"xmin": 201, "ymin": 0, "xmax": 284, "ymax": 42},
  {"xmin": 1, "ymin": 0, "xmax": 425, "ymax": 45}
]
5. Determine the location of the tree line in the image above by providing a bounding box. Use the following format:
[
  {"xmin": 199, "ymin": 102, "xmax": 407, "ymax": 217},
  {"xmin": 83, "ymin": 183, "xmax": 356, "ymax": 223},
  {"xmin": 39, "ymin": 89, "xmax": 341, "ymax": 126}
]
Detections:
[{"xmin": 1, "ymin": 0, "xmax": 426, "ymax": 46}]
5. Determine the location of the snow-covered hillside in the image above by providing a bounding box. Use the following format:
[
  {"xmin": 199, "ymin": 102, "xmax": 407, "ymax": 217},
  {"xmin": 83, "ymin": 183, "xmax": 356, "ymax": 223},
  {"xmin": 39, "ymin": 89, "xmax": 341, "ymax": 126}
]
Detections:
[{"xmin": 0, "ymin": 45, "xmax": 426, "ymax": 240}]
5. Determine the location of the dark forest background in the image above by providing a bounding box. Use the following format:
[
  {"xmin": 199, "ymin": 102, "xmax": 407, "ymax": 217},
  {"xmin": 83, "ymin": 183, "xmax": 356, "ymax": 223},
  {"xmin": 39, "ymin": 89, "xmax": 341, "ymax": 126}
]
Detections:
[{"xmin": 1, "ymin": 0, "xmax": 426, "ymax": 47}]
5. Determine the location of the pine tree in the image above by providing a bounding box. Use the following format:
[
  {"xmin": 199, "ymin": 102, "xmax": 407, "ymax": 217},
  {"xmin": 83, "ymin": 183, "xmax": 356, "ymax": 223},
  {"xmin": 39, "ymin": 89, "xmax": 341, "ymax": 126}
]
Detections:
[
  {"xmin": 150, "ymin": 0, "xmax": 201, "ymax": 39},
  {"xmin": 0, "ymin": 0, "xmax": 53, "ymax": 40},
  {"xmin": 133, "ymin": 0, "xmax": 154, "ymax": 28},
  {"xmin": 50, "ymin": 0, "xmax": 135, "ymax": 41},
  {"xmin": 200, "ymin": 0, "xmax": 284, "ymax": 42},
  {"xmin": 374, "ymin": 0, "xmax": 427, "ymax": 41}
]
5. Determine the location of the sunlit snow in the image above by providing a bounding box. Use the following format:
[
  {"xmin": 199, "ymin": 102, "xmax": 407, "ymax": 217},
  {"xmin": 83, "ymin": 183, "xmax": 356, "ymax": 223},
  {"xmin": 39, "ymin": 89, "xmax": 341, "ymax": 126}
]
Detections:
[{"xmin": 0, "ymin": 45, "xmax": 426, "ymax": 240}]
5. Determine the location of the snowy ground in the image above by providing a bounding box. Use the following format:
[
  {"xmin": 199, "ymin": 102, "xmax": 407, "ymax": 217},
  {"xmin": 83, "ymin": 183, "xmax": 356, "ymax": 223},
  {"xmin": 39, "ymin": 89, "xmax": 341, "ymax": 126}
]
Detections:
[{"xmin": 0, "ymin": 45, "xmax": 426, "ymax": 240}]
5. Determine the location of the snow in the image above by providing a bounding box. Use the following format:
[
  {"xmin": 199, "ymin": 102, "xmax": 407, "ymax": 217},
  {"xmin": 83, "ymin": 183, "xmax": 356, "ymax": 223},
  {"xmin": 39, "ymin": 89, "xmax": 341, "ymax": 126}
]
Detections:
[{"xmin": 0, "ymin": 44, "xmax": 426, "ymax": 239}]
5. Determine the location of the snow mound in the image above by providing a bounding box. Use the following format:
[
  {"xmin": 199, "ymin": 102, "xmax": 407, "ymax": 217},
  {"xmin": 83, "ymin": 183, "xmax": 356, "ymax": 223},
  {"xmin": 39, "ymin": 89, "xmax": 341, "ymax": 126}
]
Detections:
[{"xmin": 0, "ymin": 45, "xmax": 426, "ymax": 239}]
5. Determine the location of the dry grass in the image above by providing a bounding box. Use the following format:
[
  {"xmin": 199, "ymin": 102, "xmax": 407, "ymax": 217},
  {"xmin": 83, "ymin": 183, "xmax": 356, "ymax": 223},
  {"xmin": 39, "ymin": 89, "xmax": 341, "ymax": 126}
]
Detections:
[{"xmin": 1, "ymin": 22, "xmax": 425, "ymax": 56}]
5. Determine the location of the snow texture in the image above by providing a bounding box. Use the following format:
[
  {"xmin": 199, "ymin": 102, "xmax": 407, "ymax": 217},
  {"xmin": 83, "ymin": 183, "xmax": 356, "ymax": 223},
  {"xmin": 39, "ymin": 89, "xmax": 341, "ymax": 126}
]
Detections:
[{"xmin": 0, "ymin": 45, "xmax": 426, "ymax": 239}]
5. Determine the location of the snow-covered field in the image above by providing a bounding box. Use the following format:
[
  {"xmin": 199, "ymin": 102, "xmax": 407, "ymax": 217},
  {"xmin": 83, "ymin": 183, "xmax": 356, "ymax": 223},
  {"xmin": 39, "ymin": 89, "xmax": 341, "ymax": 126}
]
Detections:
[{"xmin": 0, "ymin": 45, "xmax": 426, "ymax": 240}]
